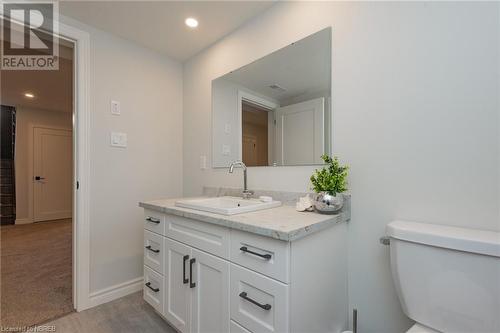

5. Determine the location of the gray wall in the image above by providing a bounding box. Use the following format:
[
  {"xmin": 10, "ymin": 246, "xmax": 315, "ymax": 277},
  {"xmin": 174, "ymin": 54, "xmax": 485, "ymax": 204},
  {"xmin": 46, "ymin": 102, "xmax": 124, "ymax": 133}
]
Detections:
[
  {"xmin": 182, "ymin": 2, "xmax": 500, "ymax": 332},
  {"xmin": 61, "ymin": 17, "xmax": 184, "ymax": 295}
]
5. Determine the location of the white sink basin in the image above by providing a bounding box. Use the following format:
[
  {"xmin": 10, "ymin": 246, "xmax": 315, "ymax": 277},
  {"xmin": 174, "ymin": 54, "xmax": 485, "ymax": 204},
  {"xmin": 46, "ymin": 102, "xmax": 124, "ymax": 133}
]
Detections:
[{"xmin": 175, "ymin": 196, "xmax": 281, "ymax": 216}]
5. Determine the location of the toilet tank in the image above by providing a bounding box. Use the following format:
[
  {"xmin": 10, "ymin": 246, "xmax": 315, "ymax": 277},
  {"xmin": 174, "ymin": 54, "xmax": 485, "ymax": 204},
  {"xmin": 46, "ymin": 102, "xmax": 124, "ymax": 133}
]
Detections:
[{"xmin": 387, "ymin": 221, "xmax": 500, "ymax": 333}]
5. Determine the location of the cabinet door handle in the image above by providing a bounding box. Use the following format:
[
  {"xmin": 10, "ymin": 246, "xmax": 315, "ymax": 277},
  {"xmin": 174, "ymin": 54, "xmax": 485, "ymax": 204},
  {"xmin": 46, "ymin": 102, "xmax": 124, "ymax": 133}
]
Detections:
[
  {"xmin": 189, "ymin": 258, "xmax": 196, "ymax": 288},
  {"xmin": 145, "ymin": 282, "xmax": 159, "ymax": 293},
  {"xmin": 240, "ymin": 246, "xmax": 272, "ymax": 260},
  {"xmin": 145, "ymin": 217, "xmax": 160, "ymax": 224},
  {"xmin": 239, "ymin": 292, "xmax": 272, "ymax": 310},
  {"xmin": 183, "ymin": 255, "xmax": 189, "ymax": 284},
  {"xmin": 145, "ymin": 245, "xmax": 160, "ymax": 253}
]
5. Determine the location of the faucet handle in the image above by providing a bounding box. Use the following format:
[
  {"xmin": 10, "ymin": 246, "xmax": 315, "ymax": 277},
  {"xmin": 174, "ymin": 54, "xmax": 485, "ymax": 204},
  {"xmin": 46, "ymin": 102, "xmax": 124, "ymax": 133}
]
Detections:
[{"xmin": 242, "ymin": 190, "xmax": 254, "ymax": 199}]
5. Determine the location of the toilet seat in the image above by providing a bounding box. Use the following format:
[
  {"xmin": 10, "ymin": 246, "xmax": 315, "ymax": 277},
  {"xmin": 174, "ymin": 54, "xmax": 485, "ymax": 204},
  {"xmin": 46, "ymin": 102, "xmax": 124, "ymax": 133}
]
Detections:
[{"xmin": 406, "ymin": 323, "xmax": 441, "ymax": 333}]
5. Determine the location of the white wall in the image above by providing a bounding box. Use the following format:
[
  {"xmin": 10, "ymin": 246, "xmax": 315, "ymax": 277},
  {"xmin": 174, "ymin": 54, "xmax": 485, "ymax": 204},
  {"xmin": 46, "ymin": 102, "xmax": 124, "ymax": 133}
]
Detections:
[
  {"xmin": 182, "ymin": 2, "xmax": 499, "ymax": 332},
  {"xmin": 14, "ymin": 107, "xmax": 72, "ymax": 223},
  {"xmin": 62, "ymin": 17, "xmax": 184, "ymax": 295}
]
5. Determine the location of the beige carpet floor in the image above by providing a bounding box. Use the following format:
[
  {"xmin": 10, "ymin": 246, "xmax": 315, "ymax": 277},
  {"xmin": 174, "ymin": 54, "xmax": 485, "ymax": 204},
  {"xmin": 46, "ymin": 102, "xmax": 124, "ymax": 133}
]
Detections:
[{"xmin": 1, "ymin": 219, "xmax": 73, "ymax": 329}]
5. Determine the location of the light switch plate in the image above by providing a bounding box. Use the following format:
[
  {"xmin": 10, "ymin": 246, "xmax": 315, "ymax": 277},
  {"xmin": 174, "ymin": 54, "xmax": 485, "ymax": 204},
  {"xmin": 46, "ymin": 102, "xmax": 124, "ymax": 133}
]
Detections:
[
  {"xmin": 111, "ymin": 100, "xmax": 120, "ymax": 115},
  {"xmin": 110, "ymin": 132, "xmax": 127, "ymax": 148},
  {"xmin": 224, "ymin": 123, "xmax": 231, "ymax": 134}
]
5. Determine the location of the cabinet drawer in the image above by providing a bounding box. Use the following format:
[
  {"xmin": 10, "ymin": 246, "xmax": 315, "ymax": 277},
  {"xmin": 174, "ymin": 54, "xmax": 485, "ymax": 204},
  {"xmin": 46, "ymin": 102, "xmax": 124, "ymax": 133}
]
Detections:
[
  {"xmin": 144, "ymin": 266, "xmax": 164, "ymax": 313},
  {"xmin": 230, "ymin": 264, "xmax": 289, "ymax": 333},
  {"xmin": 230, "ymin": 320, "xmax": 252, "ymax": 333},
  {"xmin": 231, "ymin": 230, "xmax": 290, "ymax": 283},
  {"xmin": 144, "ymin": 230, "xmax": 164, "ymax": 274},
  {"xmin": 165, "ymin": 214, "xmax": 230, "ymax": 259},
  {"xmin": 144, "ymin": 209, "xmax": 165, "ymax": 236}
]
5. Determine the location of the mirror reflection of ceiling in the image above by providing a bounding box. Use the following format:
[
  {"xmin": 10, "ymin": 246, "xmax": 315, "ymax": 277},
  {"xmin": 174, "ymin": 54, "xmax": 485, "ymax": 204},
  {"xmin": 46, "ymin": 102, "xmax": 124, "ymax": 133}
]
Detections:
[
  {"xmin": 223, "ymin": 28, "xmax": 331, "ymax": 106},
  {"xmin": 0, "ymin": 24, "xmax": 74, "ymax": 113}
]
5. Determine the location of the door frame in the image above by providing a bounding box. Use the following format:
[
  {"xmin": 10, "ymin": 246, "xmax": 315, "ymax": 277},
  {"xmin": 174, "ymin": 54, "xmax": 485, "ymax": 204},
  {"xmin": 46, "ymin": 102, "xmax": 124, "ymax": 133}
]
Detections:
[
  {"xmin": 1, "ymin": 15, "xmax": 92, "ymax": 311},
  {"xmin": 237, "ymin": 90, "xmax": 278, "ymax": 162},
  {"xmin": 60, "ymin": 19, "xmax": 92, "ymax": 313}
]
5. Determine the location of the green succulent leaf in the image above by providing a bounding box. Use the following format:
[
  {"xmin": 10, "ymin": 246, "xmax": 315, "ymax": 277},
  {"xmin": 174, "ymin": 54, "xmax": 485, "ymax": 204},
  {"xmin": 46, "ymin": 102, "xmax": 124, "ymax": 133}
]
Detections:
[{"xmin": 310, "ymin": 155, "xmax": 349, "ymax": 195}]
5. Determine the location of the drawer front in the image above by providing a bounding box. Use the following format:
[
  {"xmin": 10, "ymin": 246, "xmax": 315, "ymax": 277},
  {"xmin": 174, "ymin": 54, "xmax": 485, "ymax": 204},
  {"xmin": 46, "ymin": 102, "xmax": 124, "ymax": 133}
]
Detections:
[
  {"xmin": 230, "ymin": 320, "xmax": 252, "ymax": 333},
  {"xmin": 144, "ymin": 265, "xmax": 164, "ymax": 313},
  {"xmin": 230, "ymin": 264, "xmax": 289, "ymax": 333},
  {"xmin": 231, "ymin": 230, "xmax": 290, "ymax": 283},
  {"xmin": 144, "ymin": 209, "xmax": 166, "ymax": 236},
  {"xmin": 144, "ymin": 230, "xmax": 164, "ymax": 274},
  {"xmin": 165, "ymin": 214, "xmax": 230, "ymax": 259}
]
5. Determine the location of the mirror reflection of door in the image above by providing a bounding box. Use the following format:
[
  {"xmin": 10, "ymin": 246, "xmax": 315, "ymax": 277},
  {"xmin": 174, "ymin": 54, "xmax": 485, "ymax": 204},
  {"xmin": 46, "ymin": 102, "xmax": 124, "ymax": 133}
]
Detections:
[
  {"xmin": 275, "ymin": 97, "xmax": 325, "ymax": 165},
  {"xmin": 241, "ymin": 100, "xmax": 271, "ymax": 167},
  {"xmin": 242, "ymin": 135, "xmax": 258, "ymax": 166}
]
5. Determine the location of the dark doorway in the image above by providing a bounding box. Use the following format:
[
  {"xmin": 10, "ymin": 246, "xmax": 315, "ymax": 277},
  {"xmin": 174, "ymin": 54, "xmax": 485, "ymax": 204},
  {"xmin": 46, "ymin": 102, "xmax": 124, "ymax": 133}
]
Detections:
[{"xmin": 1, "ymin": 105, "xmax": 16, "ymax": 225}]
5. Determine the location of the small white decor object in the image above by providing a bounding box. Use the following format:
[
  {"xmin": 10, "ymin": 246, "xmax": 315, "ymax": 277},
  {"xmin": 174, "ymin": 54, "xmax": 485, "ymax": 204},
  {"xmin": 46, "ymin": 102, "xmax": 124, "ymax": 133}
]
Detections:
[
  {"xmin": 259, "ymin": 196, "xmax": 273, "ymax": 203},
  {"xmin": 296, "ymin": 195, "xmax": 314, "ymax": 212}
]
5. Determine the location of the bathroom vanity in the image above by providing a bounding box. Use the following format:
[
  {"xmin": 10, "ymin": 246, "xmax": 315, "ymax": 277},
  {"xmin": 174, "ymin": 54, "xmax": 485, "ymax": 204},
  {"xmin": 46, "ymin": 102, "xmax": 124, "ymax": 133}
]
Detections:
[{"xmin": 139, "ymin": 194, "xmax": 350, "ymax": 333}]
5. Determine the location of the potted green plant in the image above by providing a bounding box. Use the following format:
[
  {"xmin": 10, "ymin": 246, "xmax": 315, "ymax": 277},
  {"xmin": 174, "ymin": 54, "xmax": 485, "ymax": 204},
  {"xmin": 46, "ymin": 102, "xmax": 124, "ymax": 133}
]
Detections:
[{"xmin": 310, "ymin": 154, "xmax": 349, "ymax": 214}]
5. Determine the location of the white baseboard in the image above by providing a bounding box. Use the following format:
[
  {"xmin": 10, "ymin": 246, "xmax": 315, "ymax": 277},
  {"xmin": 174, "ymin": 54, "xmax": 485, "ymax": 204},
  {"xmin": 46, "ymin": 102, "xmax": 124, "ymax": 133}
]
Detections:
[
  {"xmin": 88, "ymin": 276, "xmax": 143, "ymax": 308},
  {"xmin": 15, "ymin": 218, "xmax": 33, "ymax": 224}
]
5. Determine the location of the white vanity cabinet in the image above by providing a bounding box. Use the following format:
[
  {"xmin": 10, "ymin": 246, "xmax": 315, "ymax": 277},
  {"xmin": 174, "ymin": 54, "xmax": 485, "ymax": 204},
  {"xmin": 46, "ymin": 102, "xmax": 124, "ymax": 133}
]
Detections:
[
  {"xmin": 142, "ymin": 205, "xmax": 348, "ymax": 333},
  {"xmin": 163, "ymin": 238, "xmax": 230, "ymax": 333}
]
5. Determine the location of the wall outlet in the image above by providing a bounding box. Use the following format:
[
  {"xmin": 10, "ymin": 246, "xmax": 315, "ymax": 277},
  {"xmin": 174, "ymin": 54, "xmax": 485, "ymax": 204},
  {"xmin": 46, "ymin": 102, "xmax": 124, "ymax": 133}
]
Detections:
[
  {"xmin": 110, "ymin": 132, "xmax": 127, "ymax": 148},
  {"xmin": 111, "ymin": 100, "xmax": 120, "ymax": 115},
  {"xmin": 222, "ymin": 144, "xmax": 231, "ymax": 156}
]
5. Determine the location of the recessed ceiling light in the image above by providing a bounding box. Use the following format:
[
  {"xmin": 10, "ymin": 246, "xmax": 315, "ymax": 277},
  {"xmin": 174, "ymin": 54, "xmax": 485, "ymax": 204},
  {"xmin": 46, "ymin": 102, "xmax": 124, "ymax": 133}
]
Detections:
[
  {"xmin": 24, "ymin": 92, "xmax": 35, "ymax": 98},
  {"xmin": 185, "ymin": 17, "xmax": 198, "ymax": 28}
]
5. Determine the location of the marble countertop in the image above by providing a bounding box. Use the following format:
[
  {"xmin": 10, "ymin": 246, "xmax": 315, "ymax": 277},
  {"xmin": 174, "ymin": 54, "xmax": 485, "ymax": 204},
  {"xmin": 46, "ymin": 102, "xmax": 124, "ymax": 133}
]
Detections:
[{"xmin": 139, "ymin": 197, "xmax": 350, "ymax": 241}]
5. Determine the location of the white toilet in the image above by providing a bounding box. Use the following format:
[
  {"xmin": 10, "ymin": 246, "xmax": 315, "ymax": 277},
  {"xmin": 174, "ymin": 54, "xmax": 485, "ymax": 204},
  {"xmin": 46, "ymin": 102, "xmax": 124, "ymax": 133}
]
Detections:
[{"xmin": 387, "ymin": 220, "xmax": 500, "ymax": 333}]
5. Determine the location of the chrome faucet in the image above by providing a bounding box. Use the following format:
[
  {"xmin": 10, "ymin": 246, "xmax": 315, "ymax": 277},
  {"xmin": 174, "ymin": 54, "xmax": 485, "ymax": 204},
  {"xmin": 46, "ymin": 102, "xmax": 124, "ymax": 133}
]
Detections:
[{"xmin": 228, "ymin": 161, "xmax": 254, "ymax": 199}]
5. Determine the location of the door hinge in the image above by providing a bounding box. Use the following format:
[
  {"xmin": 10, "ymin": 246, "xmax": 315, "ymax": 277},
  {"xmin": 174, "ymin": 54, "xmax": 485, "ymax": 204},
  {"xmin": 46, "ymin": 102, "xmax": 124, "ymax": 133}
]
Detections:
[{"xmin": 76, "ymin": 181, "xmax": 80, "ymax": 190}]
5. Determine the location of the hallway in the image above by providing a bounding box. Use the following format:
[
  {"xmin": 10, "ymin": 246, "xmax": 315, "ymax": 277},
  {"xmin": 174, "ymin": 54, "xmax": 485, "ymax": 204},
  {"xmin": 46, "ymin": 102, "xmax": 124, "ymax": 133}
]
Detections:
[{"xmin": 1, "ymin": 219, "xmax": 73, "ymax": 328}]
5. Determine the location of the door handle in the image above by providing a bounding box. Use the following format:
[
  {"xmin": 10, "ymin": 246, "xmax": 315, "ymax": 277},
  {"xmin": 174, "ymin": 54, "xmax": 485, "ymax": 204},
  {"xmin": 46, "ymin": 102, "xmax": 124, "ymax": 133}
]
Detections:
[
  {"xmin": 239, "ymin": 292, "xmax": 272, "ymax": 310},
  {"xmin": 189, "ymin": 258, "xmax": 196, "ymax": 288},
  {"xmin": 183, "ymin": 255, "xmax": 189, "ymax": 284},
  {"xmin": 35, "ymin": 176, "xmax": 46, "ymax": 181},
  {"xmin": 145, "ymin": 282, "xmax": 159, "ymax": 293},
  {"xmin": 240, "ymin": 246, "xmax": 272, "ymax": 260},
  {"xmin": 145, "ymin": 245, "xmax": 160, "ymax": 253}
]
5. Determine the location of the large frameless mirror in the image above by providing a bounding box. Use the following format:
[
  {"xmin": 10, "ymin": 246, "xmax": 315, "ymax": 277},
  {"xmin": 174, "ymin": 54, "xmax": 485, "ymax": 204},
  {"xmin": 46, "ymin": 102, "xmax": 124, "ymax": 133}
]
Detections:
[{"xmin": 212, "ymin": 27, "xmax": 332, "ymax": 168}]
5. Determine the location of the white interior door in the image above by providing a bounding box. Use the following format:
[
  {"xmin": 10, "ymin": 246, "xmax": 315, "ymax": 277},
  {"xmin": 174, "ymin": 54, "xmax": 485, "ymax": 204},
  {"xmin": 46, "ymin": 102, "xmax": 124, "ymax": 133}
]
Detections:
[
  {"xmin": 275, "ymin": 98, "xmax": 325, "ymax": 165},
  {"xmin": 191, "ymin": 249, "xmax": 230, "ymax": 333},
  {"xmin": 33, "ymin": 127, "xmax": 72, "ymax": 222},
  {"xmin": 164, "ymin": 238, "xmax": 191, "ymax": 333}
]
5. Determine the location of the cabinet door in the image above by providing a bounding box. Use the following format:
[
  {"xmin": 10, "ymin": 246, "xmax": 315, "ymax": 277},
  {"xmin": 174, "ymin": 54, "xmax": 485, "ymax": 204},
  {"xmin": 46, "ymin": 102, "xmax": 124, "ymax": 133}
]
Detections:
[
  {"xmin": 164, "ymin": 238, "xmax": 191, "ymax": 333},
  {"xmin": 191, "ymin": 249, "xmax": 230, "ymax": 333}
]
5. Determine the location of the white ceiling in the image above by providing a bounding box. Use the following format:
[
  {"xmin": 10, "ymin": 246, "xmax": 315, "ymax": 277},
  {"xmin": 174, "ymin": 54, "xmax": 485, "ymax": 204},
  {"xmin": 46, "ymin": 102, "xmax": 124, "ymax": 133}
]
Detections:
[
  {"xmin": 60, "ymin": 1, "xmax": 276, "ymax": 62},
  {"xmin": 221, "ymin": 28, "xmax": 331, "ymax": 104},
  {"xmin": 0, "ymin": 42, "xmax": 73, "ymax": 112}
]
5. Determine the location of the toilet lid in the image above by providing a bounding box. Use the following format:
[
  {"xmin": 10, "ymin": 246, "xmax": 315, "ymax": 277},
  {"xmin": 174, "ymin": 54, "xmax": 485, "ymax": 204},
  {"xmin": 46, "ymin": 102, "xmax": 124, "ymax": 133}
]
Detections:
[{"xmin": 406, "ymin": 323, "xmax": 441, "ymax": 333}]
